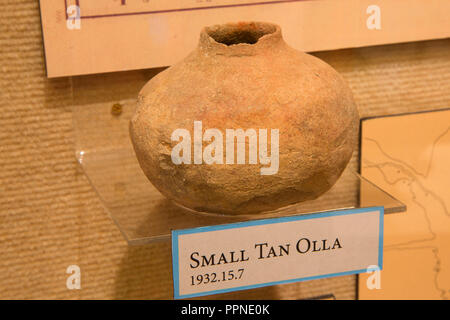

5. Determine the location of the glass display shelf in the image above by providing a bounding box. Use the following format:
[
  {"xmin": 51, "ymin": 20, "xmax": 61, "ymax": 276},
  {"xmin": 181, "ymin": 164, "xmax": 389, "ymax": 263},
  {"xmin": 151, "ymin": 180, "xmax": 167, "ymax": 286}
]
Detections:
[
  {"xmin": 69, "ymin": 70, "xmax": 405, "ymax": 245},
  {"xmin": 76, "ymin": 146, "xmax": 405, "ymax": 245}
]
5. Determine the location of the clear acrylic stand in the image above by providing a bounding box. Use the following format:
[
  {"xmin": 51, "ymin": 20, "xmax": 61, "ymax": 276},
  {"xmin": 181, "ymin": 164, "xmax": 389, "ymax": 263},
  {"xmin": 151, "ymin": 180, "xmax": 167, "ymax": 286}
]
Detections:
[{"xmin": 70, "ymin": 70, "xmax": 406, "ymax": 245}]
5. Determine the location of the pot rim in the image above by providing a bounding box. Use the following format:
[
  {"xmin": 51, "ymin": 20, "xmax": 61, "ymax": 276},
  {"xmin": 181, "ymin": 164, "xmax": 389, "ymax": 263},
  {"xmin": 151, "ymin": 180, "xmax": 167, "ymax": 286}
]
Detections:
[{"xmin": 199, "ymin": 21, "xmax": 284, "ymax": 55}]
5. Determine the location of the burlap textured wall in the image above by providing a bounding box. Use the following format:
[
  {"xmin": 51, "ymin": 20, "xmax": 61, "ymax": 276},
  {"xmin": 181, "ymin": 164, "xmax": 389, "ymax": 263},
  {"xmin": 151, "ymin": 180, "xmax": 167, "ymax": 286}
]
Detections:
[{"xmin": 0, "ymin": 0, "xmax": 449, "ymax": 299}]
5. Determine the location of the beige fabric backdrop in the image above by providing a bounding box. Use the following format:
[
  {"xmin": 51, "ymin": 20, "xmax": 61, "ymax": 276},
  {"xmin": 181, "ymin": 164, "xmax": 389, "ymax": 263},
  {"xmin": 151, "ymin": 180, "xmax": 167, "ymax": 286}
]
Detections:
[{"xmin": 0, "ymin": 0, "xmax": 449, "ymax": 299}]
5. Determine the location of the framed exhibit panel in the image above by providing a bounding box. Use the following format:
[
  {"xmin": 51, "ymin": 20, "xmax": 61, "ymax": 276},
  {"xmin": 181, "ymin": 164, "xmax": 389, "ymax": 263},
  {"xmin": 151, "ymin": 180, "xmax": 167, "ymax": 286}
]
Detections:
[
  {"xmin": 39, "ymin": 0, "xmax": 450, "ymax": 77},
  {"xmin": 359, "ymin": 109, "xmax": 450, "ymax": 299}
]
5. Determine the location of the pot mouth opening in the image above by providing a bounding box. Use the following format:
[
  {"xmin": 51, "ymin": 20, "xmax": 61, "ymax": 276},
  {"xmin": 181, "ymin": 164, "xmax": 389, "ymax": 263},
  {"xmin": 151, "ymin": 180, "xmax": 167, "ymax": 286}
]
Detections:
[{"xmin": 205, "ymin": 22, "xmax": 278, "ymax": 46}]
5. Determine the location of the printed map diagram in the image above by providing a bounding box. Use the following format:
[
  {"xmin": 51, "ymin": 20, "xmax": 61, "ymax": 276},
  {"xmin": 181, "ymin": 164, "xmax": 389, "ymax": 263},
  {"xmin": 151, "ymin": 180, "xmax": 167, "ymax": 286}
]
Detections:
[{"xmin": 358, "ymin": 109, "xmax": 450, "ymax": 300}]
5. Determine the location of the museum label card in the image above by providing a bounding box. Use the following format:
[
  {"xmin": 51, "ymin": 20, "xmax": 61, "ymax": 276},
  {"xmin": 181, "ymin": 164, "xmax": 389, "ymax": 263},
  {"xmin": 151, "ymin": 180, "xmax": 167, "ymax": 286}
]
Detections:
[{"xmin": 172, "ymin": 206, "xmax": 383, "ymax": 299}]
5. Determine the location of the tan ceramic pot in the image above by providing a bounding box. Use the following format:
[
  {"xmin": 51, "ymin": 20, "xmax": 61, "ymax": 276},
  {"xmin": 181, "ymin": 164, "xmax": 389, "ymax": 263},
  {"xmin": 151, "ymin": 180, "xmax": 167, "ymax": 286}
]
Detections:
[{"xmin": 130, "ymin": 22, "xmax": 359, "ymax": 215}]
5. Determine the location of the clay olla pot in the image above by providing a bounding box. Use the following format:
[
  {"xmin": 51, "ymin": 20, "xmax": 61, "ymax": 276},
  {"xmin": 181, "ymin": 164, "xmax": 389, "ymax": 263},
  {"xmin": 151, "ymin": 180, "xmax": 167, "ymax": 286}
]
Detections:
[{"xmin": 130, "ymin": 22, "xmax": 359, "ymax": 215}]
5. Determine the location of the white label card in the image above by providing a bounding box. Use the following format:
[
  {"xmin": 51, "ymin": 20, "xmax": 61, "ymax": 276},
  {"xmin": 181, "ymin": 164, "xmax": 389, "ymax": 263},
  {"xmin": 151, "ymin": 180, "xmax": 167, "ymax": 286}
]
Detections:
[{"xmin": 172, "ymin": 207, "xmax": 384, "ymax": 299}]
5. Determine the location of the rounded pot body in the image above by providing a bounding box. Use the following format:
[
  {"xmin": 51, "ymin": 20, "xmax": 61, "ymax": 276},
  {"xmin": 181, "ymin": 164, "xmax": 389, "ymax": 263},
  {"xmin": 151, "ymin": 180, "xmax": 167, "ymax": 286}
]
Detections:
[{"xmin": 130, "ymin": 22, "xmax": 359, "ymax": 215}]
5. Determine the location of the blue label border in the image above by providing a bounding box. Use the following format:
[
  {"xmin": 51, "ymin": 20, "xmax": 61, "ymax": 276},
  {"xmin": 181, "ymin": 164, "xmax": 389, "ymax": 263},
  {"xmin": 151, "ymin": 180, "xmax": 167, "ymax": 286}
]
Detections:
[{"xmin": 171, "ymin": 206, "xmax": 384, "ymax": 299}]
